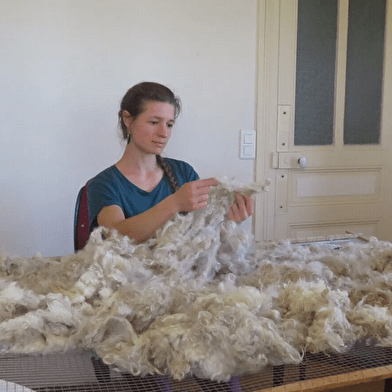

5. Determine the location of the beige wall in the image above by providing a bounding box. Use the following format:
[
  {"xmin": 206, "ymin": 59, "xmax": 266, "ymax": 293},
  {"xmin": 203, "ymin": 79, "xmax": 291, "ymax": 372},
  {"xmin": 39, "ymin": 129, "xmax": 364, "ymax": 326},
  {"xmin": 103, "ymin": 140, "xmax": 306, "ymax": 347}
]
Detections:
[{"xmin": 0, "ymin": 0, "xmax": 258, "ymax": 257}]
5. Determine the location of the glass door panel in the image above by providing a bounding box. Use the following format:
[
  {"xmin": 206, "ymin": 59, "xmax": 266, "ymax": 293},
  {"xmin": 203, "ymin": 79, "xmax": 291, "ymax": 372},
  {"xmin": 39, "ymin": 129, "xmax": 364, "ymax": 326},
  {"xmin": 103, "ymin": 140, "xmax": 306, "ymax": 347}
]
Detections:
[
  {"xmin": 344, "ymin": 0, "xmax": 386, "ymax": 145},
  {"xmin": 294, "ymin": 0, "xmax": 338, "ymax": 146},
  {"xmin": 294, "ymin": 0, "xmax": 386, "ymax": 146}
]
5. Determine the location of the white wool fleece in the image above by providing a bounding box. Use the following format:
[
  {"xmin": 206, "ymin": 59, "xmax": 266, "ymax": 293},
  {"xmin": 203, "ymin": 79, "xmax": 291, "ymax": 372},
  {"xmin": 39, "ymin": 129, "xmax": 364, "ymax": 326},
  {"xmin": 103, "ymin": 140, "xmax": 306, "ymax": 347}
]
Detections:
[{"xmin": 2, "ymin": 178, "xmax": 392, "ymax": 381}]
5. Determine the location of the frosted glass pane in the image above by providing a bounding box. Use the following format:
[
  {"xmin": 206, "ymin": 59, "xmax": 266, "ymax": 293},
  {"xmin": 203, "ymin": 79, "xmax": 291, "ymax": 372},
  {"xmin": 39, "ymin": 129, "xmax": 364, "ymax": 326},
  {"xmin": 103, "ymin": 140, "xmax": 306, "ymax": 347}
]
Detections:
[
  {"xmin": 294, "ymin": 0, "xmax": 338, "ymax": 146},
  {"xmin": 344, "ymin": 0, "xmax": 386, "ymax": 145}
]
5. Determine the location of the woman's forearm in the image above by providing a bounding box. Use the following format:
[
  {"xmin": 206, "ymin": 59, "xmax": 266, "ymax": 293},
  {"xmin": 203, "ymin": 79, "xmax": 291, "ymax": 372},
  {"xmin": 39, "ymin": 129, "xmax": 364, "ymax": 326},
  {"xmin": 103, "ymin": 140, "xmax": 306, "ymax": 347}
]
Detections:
[
  {"xmin": 108, "ymin": 194, "xmax": 179, "ymax": 243},
  {"xmin": 98, "ymin": 178, "xmax": 218, "ymax": 243}
]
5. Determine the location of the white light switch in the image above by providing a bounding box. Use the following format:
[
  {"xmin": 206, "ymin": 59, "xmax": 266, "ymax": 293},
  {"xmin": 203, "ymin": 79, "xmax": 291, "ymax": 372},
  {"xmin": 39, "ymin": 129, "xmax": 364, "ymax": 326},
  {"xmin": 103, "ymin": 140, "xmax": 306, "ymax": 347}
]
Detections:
[
  {"xmin": 240, "ymin": 130, "xmax": 256, "ymax": 159},
  {"xmin": 244, "ymin": 134, "xmax": 254, "ymax": 144}
]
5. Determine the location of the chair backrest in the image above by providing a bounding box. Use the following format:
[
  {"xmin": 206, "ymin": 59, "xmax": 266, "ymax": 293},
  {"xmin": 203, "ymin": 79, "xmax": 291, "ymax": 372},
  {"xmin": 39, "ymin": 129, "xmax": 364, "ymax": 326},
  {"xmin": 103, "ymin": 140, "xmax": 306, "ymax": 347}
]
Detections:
[{"xmin": 74, "ymin": 181, "xmax": 91, "ymax": 252}]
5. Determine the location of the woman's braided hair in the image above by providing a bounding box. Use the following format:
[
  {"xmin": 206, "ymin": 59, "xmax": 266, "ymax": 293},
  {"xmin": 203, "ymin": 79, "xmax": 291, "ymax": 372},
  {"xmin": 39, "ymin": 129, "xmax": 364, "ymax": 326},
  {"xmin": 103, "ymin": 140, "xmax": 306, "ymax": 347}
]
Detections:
[
  {"xmin": 156, "ymin": 155, "xmax": 180, "ymax": 193},
  {"xmin": 118, "ymin": 82, "xmax": 181, "ymax": 193}
]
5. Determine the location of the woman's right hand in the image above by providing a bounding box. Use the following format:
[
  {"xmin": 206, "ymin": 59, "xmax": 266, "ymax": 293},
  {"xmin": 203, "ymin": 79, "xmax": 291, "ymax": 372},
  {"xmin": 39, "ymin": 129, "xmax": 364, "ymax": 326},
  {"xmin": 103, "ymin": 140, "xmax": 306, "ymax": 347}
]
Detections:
[{"xmin": 173, "ymin": 178, "xmax": 219, "ymax": 212}]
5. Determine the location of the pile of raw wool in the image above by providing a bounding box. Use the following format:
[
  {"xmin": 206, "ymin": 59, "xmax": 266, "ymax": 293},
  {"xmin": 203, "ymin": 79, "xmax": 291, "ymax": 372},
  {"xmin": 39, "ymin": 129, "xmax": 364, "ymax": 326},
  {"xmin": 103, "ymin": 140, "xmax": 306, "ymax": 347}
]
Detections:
[{"xmin": 1, "ymin": 178, "xmax": 392, "ymax": 382}]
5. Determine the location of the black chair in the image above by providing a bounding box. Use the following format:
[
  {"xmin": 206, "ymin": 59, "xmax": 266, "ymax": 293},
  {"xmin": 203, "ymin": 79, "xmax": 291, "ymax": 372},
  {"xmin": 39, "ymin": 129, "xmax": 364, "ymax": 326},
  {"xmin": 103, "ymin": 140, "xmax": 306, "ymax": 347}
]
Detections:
[{"xmin": 74, "ymin": 181, "xmax": 91, "ymax": 252}]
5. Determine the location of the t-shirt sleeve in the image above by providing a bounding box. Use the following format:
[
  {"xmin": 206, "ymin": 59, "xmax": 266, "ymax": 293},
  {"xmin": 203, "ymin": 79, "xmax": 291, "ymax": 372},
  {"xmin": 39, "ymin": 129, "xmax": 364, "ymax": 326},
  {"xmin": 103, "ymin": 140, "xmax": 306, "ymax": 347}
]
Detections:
[
  {"xmin": 168, "ymin": 159, "xmax": 199, "ymax": 186},
  {"xmin": 87, "ymin": 175, "xmax": 121, "ymax": 232},
  {"xmin": 186, "ymin": 164, "xmax": 199, "ymax": 182}
]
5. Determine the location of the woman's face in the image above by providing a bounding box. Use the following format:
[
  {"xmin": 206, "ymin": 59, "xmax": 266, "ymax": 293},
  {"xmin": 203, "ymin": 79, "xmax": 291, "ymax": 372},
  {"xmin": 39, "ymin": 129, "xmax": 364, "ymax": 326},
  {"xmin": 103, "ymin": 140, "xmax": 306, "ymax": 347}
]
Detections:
[{"xmin": 125, "ymin": 101, "xmax": 175, "ymax": 155}]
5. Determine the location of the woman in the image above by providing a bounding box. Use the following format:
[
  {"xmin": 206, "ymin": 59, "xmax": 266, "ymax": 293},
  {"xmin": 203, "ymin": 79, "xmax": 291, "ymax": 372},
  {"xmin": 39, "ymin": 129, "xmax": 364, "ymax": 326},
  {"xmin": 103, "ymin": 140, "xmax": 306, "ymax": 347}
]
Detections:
[{"xmin": 87, "ymin": 82, "xmax": 253, "ymax": 243}]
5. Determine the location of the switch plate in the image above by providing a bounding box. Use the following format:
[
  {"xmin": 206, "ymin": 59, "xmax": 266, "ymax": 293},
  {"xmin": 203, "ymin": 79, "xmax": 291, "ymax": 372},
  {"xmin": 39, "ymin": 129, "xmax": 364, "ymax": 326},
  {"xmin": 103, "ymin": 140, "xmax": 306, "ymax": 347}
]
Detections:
[{"xmin": 240, "ymin": 130, "xmax": 256, "ymax": 159}]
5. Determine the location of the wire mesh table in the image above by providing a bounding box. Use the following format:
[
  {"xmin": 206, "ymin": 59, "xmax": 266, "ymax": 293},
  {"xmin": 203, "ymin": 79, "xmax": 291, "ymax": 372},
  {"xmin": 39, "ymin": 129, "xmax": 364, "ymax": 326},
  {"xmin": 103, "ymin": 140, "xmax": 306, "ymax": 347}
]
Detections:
[{"xmin": 1, "ymin": 342, "xmax": 392, "ymax": 392}]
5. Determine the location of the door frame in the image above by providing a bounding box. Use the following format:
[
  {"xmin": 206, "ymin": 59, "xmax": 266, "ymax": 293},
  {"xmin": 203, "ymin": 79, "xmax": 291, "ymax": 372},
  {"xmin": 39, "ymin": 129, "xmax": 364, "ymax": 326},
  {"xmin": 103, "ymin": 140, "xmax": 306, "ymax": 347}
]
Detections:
[{"xmin": 254, "ymin": 0, "xmax": 280, "ymax": 242}]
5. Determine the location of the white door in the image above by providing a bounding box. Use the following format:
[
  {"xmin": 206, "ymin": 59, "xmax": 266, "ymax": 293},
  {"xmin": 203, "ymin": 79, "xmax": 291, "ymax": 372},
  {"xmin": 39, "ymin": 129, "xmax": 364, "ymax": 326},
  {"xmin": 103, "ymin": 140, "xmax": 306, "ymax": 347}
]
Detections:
[{"xmin": 254, "ymin": 0, "xmax": 392, "ymax": 242}]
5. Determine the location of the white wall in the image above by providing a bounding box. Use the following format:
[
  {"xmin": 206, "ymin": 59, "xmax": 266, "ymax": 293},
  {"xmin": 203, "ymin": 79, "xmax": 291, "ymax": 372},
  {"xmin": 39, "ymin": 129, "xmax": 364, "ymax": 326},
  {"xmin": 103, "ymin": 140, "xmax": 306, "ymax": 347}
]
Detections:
[{"xmin": 0, "ymin": 0, "xmax": 258, "ymax": 257}]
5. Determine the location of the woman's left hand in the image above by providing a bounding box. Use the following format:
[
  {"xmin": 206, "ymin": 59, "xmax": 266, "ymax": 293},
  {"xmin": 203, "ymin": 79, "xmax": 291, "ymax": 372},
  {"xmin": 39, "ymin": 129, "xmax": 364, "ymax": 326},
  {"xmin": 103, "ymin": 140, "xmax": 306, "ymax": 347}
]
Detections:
[{"xmin": 227, "ymin": 192, "xmax": 254, "ymax": 222}]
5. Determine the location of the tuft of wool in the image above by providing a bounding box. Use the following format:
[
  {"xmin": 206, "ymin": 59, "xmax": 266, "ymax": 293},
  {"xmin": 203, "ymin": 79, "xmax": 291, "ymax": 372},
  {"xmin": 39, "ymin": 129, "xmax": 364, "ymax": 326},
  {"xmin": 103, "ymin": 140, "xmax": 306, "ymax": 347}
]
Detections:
[{"xmin": 2, "ymin": 178, "xmax": 392, "ymax": 381}]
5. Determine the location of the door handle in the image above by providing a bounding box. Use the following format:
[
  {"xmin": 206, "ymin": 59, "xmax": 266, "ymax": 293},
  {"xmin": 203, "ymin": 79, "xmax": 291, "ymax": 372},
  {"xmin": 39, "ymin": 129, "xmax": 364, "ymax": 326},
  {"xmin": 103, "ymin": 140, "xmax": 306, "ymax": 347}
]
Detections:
[
  {"xmin": 298, "ymin": 156, "xmax": 308, "ymax": 168},
  {"xmin": 271, "ymin": 152, "xmax": 308, "ymax": 169}
]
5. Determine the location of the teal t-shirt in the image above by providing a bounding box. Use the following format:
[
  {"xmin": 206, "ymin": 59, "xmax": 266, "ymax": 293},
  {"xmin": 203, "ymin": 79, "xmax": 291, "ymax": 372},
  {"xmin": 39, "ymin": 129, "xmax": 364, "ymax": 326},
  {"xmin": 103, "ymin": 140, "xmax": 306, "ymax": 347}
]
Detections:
[{"xmin": 87, "ymin": 158, "xmax": 199, "ymax": 232}]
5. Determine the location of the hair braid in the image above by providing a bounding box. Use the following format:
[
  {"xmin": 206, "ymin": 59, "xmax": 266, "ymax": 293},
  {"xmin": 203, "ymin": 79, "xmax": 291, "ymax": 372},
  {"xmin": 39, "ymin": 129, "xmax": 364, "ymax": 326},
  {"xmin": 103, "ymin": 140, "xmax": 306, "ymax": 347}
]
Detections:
[{"xmin": 156, "ymin": 155, "xmax": 179, "ymax": 193}]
